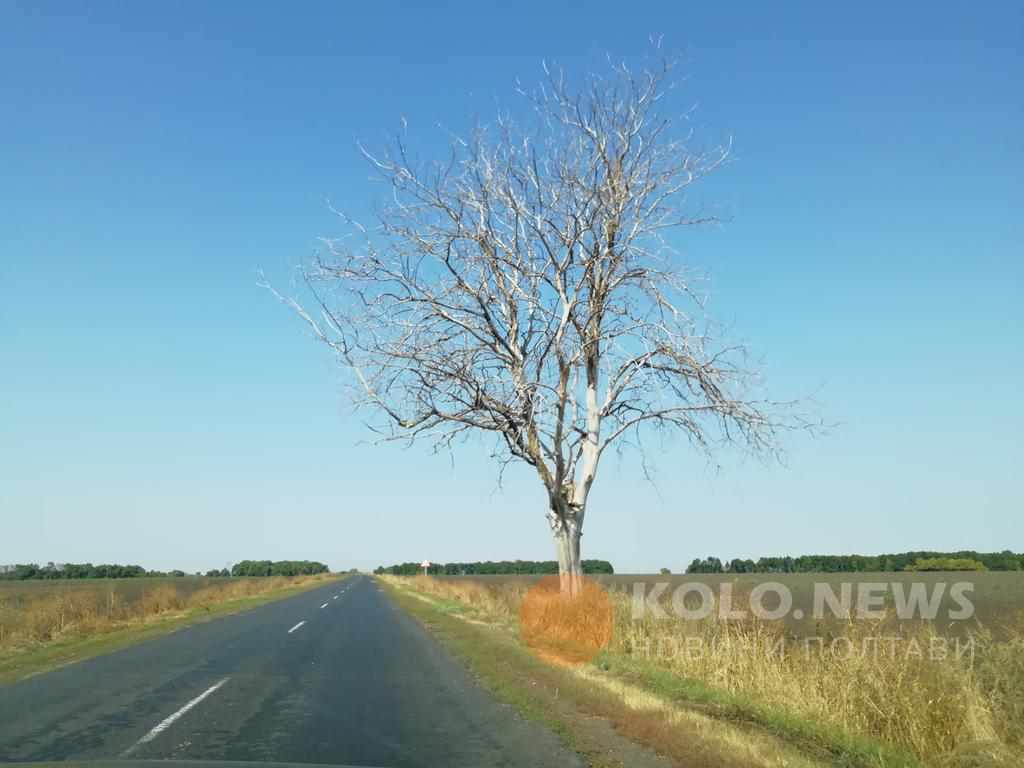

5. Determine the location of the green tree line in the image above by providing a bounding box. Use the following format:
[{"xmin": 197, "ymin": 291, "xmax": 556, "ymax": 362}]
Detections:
[
  {"xmin": 0, "ymin": 563, "xmax": 155, "ymax": 580},
  {"xmin": 229, "ymin": 560, "xmax": 330, "ymax": 577},
  {"xmin": 373, "ymin": 559, "xmax": 614, "ymax": 576},
  {"xmin": 685, "ymin": 550, "xmax": 1023, "ymax": 574},
  {"xmin": 0, "ymin": 560, "xmax": 330, "ymax": 580},
  {"xmin": 904, "ymin": 557, "xmax": 989, "ymax": 572}
]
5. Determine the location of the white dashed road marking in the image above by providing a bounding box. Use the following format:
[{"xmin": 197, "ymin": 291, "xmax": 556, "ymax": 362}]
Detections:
[
  {"xmin": 320, "ymin": 602, "xmax": 328, "ymax": 609},
  {"xmin": 125, "ymin": 677, "xmax": 229, "ymax": 753},
  {"xmin": 288, "ymin": 621, "xmax": 306, "ymax": 634}
]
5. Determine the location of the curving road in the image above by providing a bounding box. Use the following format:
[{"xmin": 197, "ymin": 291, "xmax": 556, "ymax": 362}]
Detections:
[{"xmin": 0, "ymin": 576, "xmax": 580, "ymax": 768}]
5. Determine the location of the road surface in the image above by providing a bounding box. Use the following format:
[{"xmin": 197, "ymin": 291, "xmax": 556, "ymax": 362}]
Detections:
[{"xmin": 0, "ymin": 576, "xmax": 581, "ymax": 767}]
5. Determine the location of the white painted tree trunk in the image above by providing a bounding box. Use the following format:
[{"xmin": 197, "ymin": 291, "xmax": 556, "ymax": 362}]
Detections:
[{"xmin": 554, "ymin": 519, "xmax": 583, "ymax": 597}]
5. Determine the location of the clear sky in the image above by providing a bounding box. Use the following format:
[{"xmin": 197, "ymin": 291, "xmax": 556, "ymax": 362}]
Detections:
[{"xmin": 2, "ymin": 1, "xmax": 1021, "ymax": 573}]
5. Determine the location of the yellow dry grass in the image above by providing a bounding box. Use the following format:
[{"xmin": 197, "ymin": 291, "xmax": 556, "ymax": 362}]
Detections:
[
  {"xmin": 571, "ymin": 664, "xmax": 825, "ymax": 768},
  {"xmin": 0, "ymin": 574, "xmax": 333, "ymax": 650},
  {"xmin": 391, "ymin": 574, "xmax": 1024, "ymax": 765},
  {"xmin": 386, "ymin": 576, "xmax": 826, "ymax": 768}
]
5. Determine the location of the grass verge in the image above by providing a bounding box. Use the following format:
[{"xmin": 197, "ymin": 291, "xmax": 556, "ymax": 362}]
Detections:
[
  {"xmin": 594, "ymin": 651, "xmax": 917, "ymax": 768},
  {"xmin": 391, "ymin": 573, "xmax": 1024, "ymax": 767},
  {"xmin": 0, "ymin": 574, "xmax": 345, "ymax": 685},
  {"xmin": 383, "ymin": 577, "xmax": 849, "ymax": 768}
]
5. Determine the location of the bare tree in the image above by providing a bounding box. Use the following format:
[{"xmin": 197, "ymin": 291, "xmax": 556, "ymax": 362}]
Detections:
[{"xmin": 273, "ymin": 56, "xmax": 807, "ymax": 595}]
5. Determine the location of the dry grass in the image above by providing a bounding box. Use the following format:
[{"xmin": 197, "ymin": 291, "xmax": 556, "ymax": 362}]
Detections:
[
  {"xmin": 404, "ymin": 574, "xmax": 529, "ymax": 618},
  {"xmin": 569, "ymin": 664, "xmax": 827, "ymax": 768},
  {"xmin": 0, "ymin": 574, "xmax": 333, "ymax": 651},
  {"xmin": 385, "ymin": 577, "xmax": 829, "ymax": 768},
  {"xmin": 391, "ymin": 574, "xmax": 1024, "ymax": 766},
  {"xmin": 613, "ymin": 596, "xmax": 1010, "ymax": 761},
  {"xmin": 519, "ymin": 575, "xmax": 614, "ymax": 664}
]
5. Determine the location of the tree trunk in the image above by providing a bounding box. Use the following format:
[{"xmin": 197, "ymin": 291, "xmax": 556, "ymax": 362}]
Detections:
[{"xmin": 554, "ymin": 520, "xmax": 583, "ymax": 597}]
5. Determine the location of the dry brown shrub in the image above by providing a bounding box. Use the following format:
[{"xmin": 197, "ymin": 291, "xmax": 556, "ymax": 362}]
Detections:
[{"xmin": 519, "ymin": 575, "xmax": 613, "ymax": 664}]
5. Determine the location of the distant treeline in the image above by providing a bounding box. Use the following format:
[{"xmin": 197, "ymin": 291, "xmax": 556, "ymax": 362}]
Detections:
[
  {"xmin": 374, "ymin": 559, "xmax": 615, "ymax": 576},
  {"xmin": 685, "ymin": 551, "xmax": 1023, "ymax": 574},
  {"xmin": 0, "ymin": 560, "xmax": 330, "ymax": 580},
  {"xmin": 228, "ymin": 560, "xmax": 330, "ymax": 577},
  {"xmin": 0, "ymin": 563, "xmax": 154, "ymax": 580}
]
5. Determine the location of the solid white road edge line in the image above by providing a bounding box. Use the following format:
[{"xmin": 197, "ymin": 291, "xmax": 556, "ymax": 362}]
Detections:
[
  {"xmin": 288, "ymin": 620, "xmax": 306, "ymax": 633},
  {"xmin": 124, "ymin": 677, "xmax": 230, "ymax": 754}
]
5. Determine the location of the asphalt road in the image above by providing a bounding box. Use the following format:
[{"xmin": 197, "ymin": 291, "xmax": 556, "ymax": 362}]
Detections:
[{"xmin": 0, "ymin": 576, "xmax": 581, "ymax": 768}]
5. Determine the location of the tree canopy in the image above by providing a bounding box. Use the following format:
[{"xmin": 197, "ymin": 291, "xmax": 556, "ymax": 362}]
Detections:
[{"xmin": 275, "ymin": 52, "xmax": 810, "ymax": 594}]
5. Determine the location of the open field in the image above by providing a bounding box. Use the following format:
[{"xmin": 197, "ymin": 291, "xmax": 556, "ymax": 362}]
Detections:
[
  {"xmin": 1, "ymin": 575, "xmax": 242, "ymax": 610},
  {"xmin": 0, "ymin": 573, "xmax": 342, "ymax": 683},
  {"xmin": 433, "ymin": 572, "xmax": 1024, "ymax": 638},
  {"xmin": 390, "ymin": 573, "xmax": 1024, "ymax": 767}
]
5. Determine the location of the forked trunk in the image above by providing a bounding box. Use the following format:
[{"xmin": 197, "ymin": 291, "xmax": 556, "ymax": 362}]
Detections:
[{"xmin": 554, "ymin": 522, "xmax": 583, "ymax": 597}]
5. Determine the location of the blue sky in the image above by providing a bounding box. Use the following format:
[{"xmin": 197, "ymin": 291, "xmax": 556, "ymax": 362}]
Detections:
[{"xmin": 2, "ymin": 1, "xmax": 1020, "ymax": 573}]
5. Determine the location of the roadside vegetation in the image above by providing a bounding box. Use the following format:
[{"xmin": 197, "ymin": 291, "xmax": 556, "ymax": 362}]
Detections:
[
  {"xmin": 0, "ymin": 572, "xmax": 341, "ymax": 684},
  {"xmin": 382, "ymin": 576, "xmax": 828, "ymax": 768},
  {"xmin": 383, "ymin": 574, "xmax": 1024, "ymax": 767}
]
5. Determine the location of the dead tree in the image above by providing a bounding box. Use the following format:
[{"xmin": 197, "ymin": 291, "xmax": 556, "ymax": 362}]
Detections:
[{"xmin": 274, "ymin": 56, "xmax": 805, "ymax": 595}]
